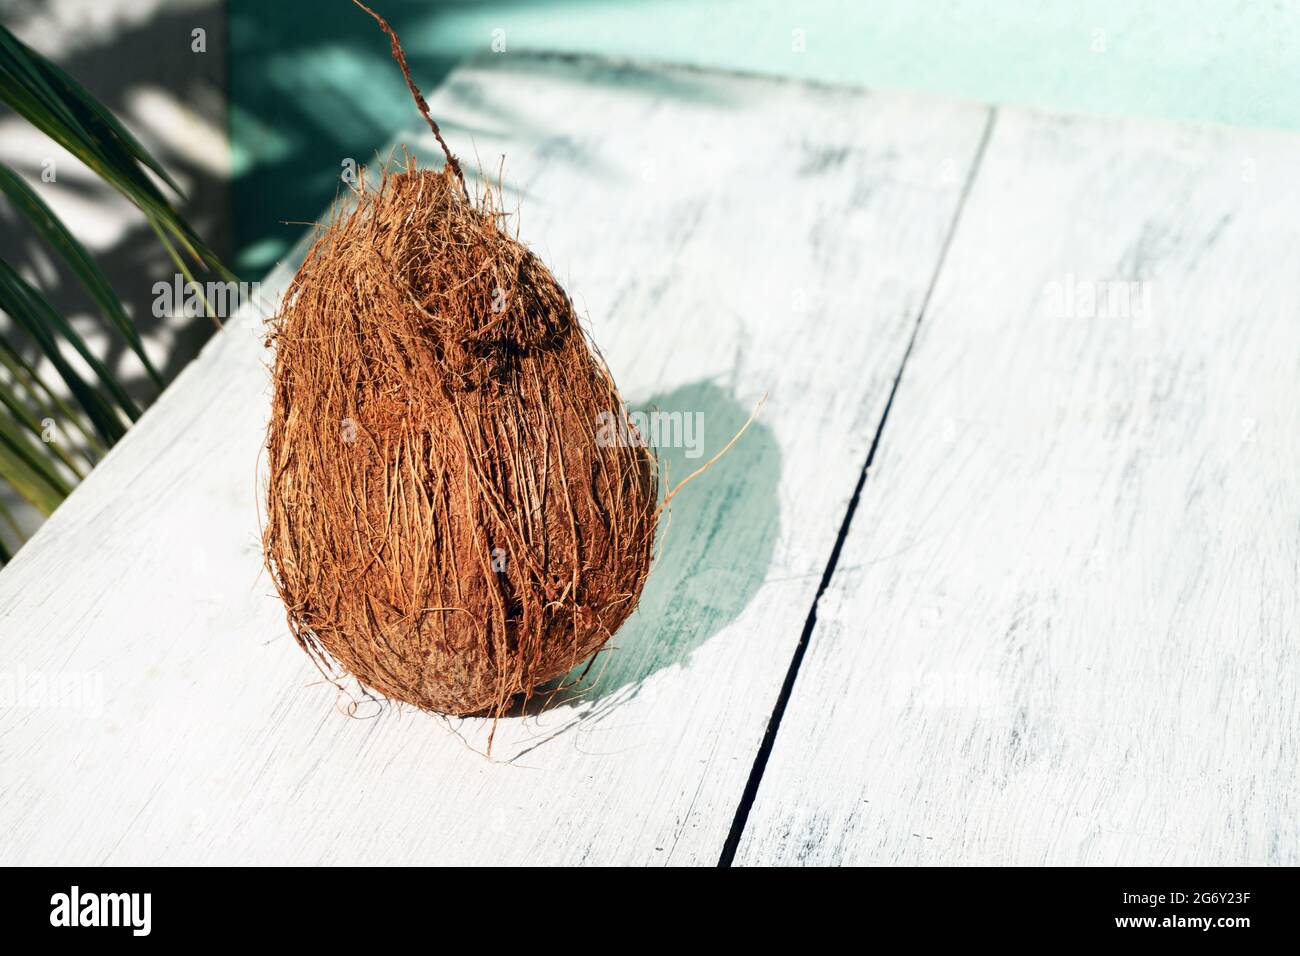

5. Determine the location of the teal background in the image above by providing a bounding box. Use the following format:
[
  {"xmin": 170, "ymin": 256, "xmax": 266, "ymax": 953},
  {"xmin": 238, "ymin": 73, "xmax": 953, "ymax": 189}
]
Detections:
[{"xmin": 230, "ymin": 0, "xmax": 1300, "ymax": 275}]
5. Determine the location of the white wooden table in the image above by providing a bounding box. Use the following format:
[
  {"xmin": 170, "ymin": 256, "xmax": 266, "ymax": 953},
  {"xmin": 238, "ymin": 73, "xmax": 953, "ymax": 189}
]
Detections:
[{"xmin": 2, "ymin": 54, "xmax": 1297, "ymax": 866}]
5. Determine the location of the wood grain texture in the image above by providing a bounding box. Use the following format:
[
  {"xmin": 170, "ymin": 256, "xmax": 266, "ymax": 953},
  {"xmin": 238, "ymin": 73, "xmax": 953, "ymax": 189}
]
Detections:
[
  {"xmin": 0, "ymin": 55, "xmax": 989, "ymax": 864},
  {"xmin": 735, "ymin": 108, "xmax": 1300, "ymax": 866}
]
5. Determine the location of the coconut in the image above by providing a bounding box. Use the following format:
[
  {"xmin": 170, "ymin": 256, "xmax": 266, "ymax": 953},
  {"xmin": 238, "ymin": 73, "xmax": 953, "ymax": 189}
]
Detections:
[{"xmin": 263, "ymin": 4, "xmax": 659, "ymax": 720}]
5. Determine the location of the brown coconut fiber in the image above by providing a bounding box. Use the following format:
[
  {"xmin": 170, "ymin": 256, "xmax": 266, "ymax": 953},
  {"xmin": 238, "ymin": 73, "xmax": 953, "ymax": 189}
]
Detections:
[{"xmin": 263, "ymin": 4, "xmax": 660, "ymax": 722}]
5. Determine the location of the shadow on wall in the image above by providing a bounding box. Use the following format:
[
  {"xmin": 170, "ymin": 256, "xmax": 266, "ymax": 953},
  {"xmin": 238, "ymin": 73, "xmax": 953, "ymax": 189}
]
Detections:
[
  {"xmin": 230, "ymin": 0, "xmax": 481, "ymax": 277},
  {"xmin": 235, "ymin": 0, "xmax": 1300, "ymax": 278},
  {"xmin": 228, "ymin": 0, "xmax": 635, "ymax": 277}
]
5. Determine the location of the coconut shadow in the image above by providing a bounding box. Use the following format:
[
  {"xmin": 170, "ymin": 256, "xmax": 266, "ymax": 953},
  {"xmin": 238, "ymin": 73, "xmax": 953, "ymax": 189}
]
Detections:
[{"xmin": 517, "ymin": 378, "xmax": 780, "ymax": 717}]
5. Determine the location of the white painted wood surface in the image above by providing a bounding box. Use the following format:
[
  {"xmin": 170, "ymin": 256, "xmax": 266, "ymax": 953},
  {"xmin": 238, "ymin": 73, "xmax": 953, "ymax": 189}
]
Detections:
[
  {"xmin": 735, "ymin": 109, "xmax": 1300, "ymax": 865},
  {"xmin": 0, "ymin": 56, "xmax": 989, "ymax": 864}
]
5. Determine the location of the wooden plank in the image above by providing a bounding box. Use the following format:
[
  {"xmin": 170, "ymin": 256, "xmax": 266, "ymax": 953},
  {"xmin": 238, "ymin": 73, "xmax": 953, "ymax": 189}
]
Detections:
[
  {"xmin": 0, "ymin": 55, "xmax": 990, "ymax": 865},
  {"xmin": 734, "ymin": 107, "xmax": 1300, "ymax": 866}
]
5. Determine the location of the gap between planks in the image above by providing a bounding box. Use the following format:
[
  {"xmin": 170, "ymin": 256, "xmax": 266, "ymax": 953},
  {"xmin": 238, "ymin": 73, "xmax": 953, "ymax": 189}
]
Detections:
[{"xmin": 718, "ymin": 108, "xmax": 1001, "ymax": 866}]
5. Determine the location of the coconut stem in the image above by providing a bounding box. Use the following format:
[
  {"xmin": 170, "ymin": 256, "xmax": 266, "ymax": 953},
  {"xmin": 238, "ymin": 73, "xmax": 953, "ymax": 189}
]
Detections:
[{"xmin": 352, "ymin": 0, "xmax": 470, "ymax": 201}]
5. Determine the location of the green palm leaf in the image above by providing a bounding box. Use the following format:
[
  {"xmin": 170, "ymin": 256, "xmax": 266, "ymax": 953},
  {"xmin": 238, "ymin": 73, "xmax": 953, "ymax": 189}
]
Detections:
[
  {"xmin": 0, "ymin": 163, "xmax": 163, "ymax": 387},
  {"xmin": 0, "ymin": 260, "xmax": 130, "ymax": 444},
  {"xmin": 0, "ymin": 411, "xmax": 72, "ymax": 514},
  {"xmin": 0, "ymin": 374, "xmax": 86, "ymax": 479},
  {"xmin": 0, "ymin": 259, "xmax": 140, "ymax": 423},
  {"xmin": 0, "ymin": 23, "xmax": 233, "ymax": 282},
  {"xmin": 0, "ymin": 22, "xmax": 231, "ymax": 565},
  {"xmin": 0, "ymin": 499, "xmax": 18, "ymax": 562},
  {"xmin": 0, "ymin": 336, "xmax": 105, "ymax": 463}
]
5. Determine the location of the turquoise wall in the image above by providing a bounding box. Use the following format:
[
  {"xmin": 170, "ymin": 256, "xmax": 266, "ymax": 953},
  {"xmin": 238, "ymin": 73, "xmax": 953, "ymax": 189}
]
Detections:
[{"xmin": 231, "ymin": 0, "xmax": 1300, "ymax": 274}]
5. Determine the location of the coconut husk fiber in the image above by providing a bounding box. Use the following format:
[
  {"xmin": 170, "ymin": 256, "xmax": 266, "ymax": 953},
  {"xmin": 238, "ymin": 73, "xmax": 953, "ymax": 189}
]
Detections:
[{"xmin": 263, "ymin": 5, "xmax": 659, "ymax": 721}]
